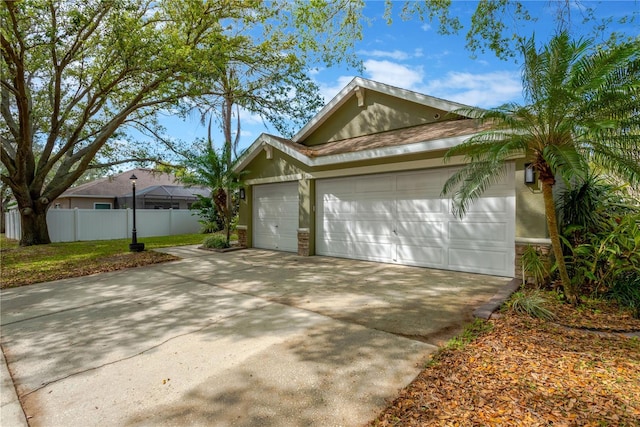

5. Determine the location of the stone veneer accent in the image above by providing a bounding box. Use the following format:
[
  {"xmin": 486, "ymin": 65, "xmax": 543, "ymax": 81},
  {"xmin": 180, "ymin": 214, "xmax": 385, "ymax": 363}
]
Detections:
[
  {"xmin": 515, "ymin": 241, "xmax": 552, "ymax": 281},
  {"xmin": 297, "ymin": 228, "xmax": 310, "ymax": 256},
  {"xmin": 237, "ymin": 226, "xmax": 247, "ymax": 248}
]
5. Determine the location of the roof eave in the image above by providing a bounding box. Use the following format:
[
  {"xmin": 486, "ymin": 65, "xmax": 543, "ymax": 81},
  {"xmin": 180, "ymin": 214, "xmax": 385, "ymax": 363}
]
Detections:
[{"xmin": 234, "ymin": 131, "xmax": 487, "ymax": 172}]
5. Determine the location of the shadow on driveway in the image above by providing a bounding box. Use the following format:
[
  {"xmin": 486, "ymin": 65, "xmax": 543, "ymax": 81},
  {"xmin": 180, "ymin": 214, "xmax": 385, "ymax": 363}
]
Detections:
[{"xmin": 1, "ymin": 247, "xmax": 510, "ymax": 426}]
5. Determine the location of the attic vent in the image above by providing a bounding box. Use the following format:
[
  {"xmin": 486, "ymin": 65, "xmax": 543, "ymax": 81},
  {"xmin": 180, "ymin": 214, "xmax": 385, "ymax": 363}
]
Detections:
[
  {"xmin": 434, "ymin": 113, "xmax": 441, "ymax": 120},
  {"xmin": 354, "ymin": 87, "xmax": 365, "ymax": 108},
  {"xmin": 264, "ymin": 145, "xmax": 273, "ymax": 160}
]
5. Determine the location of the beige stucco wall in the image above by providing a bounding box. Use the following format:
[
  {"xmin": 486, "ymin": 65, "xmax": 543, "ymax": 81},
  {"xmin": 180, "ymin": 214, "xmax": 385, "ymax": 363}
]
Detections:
[
  {"xmin": 514, "ymin": 159, "xmax": 548, "ymax": 239},
  {"xmin": 53, "ymin": 197, "xmax": 114, "ymax": 209},
  {"xmin": 303, "ymin": 91, "xmax": 452, "ymax": 146},
  {"xmin": 241, "ymin": 147, "xmax": 309, "ymax": 182},
  {"xmin": 298, "ymin": 179, "xmax": 315, "ymax": 255}
]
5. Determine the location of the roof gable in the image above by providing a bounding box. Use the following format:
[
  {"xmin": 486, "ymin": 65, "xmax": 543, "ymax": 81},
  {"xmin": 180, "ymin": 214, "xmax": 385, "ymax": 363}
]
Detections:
[{"xmin": 293, "ymin": 77, "xmax": 472, "ymax": 146}]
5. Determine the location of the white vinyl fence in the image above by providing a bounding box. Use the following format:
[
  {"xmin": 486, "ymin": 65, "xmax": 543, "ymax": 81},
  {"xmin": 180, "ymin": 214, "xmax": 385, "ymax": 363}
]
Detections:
[{"xmin": 5, "ymin": 208, "xmax": 200, "ymax": 242}]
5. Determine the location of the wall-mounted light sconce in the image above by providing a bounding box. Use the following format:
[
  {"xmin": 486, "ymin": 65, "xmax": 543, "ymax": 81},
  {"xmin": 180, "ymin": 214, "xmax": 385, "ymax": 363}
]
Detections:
[
  {"xmin": 524, "ymin": 163, "xmax": 536, "ymax": 184},
  {"xmin": 239, "ymin": 187, "xmax": 246, "ymax": 200}
]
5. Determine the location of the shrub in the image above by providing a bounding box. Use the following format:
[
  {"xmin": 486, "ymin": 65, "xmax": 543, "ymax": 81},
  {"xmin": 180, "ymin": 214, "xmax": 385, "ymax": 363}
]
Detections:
[
  {"xmin": 564, "ymin": 214, "xmax": 640, "ymax": 295},
  {"xmin": 606, "ymin": 272, "xmax": 640, "ymax": 319},
  {"xmin": 507, "ymin": 290, "xmax": 556, "ymax": 320},
  {"xmin": 521, "ymin": 245, "xmax": 549, "ymax": 287},
  {"xmin": 202, "ymin": 234, "xmax": 229, "ymax": 249}
]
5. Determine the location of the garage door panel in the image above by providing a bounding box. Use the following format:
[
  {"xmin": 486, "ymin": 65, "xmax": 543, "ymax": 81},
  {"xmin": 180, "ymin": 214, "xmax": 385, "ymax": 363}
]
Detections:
[
  {"xmin": 463, "ymin": 197, "xmax": 508, "ymax": 214},
  {"xmin": 397, "ymin": 171, "xmax": 442, "ymax": 191},
  {"xmin": 317, "ymin": 240, "xmax": 351, "ymax": 257},
  {"xmin": 449, "ymin": 221, "xmax": 508, "ymax": 244},
  {"xmin": 396, "ymin": 220, "xmax": 444, "ymax": 239},
  {"xmin": 321, "ymin": 219, "xmax": 351, "ymax": 234},
  {"xmin": 355, "ymin": 199, "xmax": 394, "ymax": 215},
  {"xmin": 353, "ymin": 242, "xmax": 393, "ymax": 261},
  {"xmin": 396, "ymin": 244, "xmax": 445, "ymax": 268},
  {"xmin": 322, "ymin": 198, "xmax": 353, "ymax": 214},
  {"xmin": 355, "ymin": 176, "xmax": 394, "ymax": 192},
  {"xmin": 396, "ymin": 197, "xmax": 443, "ymax": 214},
  {"xmin": 449, "ymin": 248, "xmax": 509, "ymax": 275},
  {"xmin": 354, "ymin": 219, "xmax": 392, "ymax": 235}
]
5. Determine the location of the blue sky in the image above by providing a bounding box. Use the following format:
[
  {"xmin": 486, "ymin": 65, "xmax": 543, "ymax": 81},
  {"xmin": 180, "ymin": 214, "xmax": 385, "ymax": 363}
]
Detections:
[{"xmin": 161, "ymin": 1, "xmax": 639, "ymax": 155}]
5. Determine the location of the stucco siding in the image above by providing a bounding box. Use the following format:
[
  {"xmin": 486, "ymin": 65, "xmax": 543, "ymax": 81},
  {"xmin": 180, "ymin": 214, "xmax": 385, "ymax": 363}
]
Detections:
[
  {"xmin": 515, "ymin": 160, "xmax": 548, "ymax": 239},
  {"xmin": 242, "ymin": 147, "xmax": 309, "ymax": 182},
  {"xmin": 303, "ymin": 91, "xmax": 451, "ymax": 146},
  {"xmin": 53, "ymin": 197, "xmax": 114, "ymax": 209}
]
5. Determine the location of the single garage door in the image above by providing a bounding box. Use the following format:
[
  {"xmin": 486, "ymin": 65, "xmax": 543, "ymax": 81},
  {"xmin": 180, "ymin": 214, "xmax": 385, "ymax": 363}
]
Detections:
[
  {"xmin": 316, "ymin": 165, "xmax": 515, "ymax": 276},
  {"xmin": 253, "ymin": 182, "xmax": 299, "ymax": 252}
]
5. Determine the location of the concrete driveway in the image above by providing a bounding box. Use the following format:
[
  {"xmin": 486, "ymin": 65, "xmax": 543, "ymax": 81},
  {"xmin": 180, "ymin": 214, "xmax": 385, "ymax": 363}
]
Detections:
[{"xmin": 1, "ymin": 247, "xmax": 510, "ymax": 426}]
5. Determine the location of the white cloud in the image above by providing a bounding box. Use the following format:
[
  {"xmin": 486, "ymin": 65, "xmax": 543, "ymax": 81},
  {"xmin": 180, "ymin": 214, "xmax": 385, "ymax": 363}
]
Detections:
[
  {"xmin": 414, "ymin": 48, "xmax": 424, "ymax": 58},
  {"xmin": 421, "ymin": 71, "xmax": 522, "ymax": 108},
  {"xmin": 363, "ymin": 60, "xmax": 424, "ymax": 91},
  {"xmin": 317, "ymin": 75, "xmax": 357, "ymax": 103},
  {"xmin": 357, "ymin": 49, "xmax": 410, "ymax": 60},
  {"xmin": 421, "ymin": 23, "xmax": 431, "ymax": 31}
]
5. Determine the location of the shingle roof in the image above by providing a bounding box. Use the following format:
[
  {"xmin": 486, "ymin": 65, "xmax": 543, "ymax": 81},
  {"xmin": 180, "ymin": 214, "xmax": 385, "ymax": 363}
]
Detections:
[
  {"xmin": 131, "ymin": 185, "xmax": 210, "ymax": 199},
  {"xmin": 60, "ymin": 169, "xmax": 179, "ymax": 197},
  {"xmin": 279, "ymin": 119, "xmax": 483, "ymax": 158}
]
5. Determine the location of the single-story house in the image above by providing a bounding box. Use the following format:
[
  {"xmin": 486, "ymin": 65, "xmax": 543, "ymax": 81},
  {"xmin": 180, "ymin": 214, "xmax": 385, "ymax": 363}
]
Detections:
[
  {"xmin": 233, "ymin": 77, "xmax": 550, "ymax": 278},
  {"xmin": 54, "ymin": 168, "xmax": 209, "ymax": 210}
]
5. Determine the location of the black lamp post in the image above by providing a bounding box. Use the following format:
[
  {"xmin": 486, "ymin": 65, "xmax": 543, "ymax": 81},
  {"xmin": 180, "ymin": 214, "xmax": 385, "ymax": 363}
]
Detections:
[{"xmin": 129, "ymin": 174, "xmax": 145, "ymax": 252}]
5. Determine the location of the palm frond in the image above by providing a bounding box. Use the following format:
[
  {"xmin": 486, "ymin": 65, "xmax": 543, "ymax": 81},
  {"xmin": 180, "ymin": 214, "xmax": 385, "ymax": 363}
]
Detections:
[
  {"xmin": 442, "ymin": 161, "xmax": 510, "ymax": 218},
  {"xmin": 541, "ymin": 144, "xmax": 587, "ymax": 184}
]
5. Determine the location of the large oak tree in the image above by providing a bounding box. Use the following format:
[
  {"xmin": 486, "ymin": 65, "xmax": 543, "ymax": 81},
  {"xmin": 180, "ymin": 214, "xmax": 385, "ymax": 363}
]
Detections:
[{"xmin": 0, "ymin": 0, "xmax": 363, "ymax": 246}]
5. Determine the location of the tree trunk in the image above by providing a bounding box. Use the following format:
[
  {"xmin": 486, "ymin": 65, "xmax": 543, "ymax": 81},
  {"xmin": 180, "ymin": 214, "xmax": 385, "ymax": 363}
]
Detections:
[
  {"xmin": 540, "ymin": 179, "xmax": 577, "ymax": 304},
  {"xmin": 19, "ymin": 207, "xmax": 52, "ymax": 246},
  {"xmin": 213, "ymin": 188, "xmax": 230, "ymax": 245}
]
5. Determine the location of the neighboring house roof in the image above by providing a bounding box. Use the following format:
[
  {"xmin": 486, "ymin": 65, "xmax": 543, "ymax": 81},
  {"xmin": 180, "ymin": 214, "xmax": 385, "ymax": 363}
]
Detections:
[
  {"xmin": 234, "ymin": 77, "xmax": 484, "ymax": 173},
  {"xmin": 126, "ymin": 185, "xmax": 210, "ymax": 199},
  {"xmin": 59, "ymin": 168, "xmax": 180, "ymax": 198}
]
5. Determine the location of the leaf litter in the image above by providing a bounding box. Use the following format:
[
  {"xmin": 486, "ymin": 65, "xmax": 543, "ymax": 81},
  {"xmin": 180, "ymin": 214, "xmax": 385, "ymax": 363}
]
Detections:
[{"xmin": 370, "ymin": 307, "xmax": 640, "ymax": 427}]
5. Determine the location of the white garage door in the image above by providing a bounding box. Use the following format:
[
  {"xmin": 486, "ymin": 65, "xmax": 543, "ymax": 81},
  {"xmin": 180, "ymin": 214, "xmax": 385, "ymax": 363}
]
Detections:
[
  {"xmin": 316, "ymin": 165, "xmax": 515, "ymax": 277},
  {"xmin": 253, "ymin": 182, "xmax": 299, "ymax": 252}
]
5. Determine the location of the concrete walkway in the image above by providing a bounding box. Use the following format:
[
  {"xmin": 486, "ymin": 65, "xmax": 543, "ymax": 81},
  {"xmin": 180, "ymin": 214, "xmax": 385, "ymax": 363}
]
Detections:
[{"xmin": 1, "ymin": 247, "xmax": 510, "ymax": 426}]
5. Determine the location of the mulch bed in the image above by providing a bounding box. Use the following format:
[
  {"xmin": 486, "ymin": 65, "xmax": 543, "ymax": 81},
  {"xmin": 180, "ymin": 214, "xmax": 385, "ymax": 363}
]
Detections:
[{"xmin": 370, "ymin": 304, "xmax": 640, "ymax": 426}]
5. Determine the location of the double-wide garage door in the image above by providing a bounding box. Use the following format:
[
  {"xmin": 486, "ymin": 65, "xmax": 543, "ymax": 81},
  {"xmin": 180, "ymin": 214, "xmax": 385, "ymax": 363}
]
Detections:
[{"xmin": 316, "ymin": 166, "xmax": 515, "ymax": 277}]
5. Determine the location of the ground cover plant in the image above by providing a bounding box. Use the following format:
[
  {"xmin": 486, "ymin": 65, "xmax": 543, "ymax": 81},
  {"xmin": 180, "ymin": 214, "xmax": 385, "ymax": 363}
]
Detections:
[
  {"xmin": 0, "ymin": 233, "xmax": 206, "ymax": 288},
  {"xmin": 370, "ymin": 289, "xmax": 640, "ymax": 426}
]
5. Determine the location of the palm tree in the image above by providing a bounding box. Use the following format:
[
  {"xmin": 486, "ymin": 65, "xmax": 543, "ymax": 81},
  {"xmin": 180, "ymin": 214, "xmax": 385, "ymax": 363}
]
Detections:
[
  {"xmin": 442, "ymin": 31, "xmax": 640, "ymax": 304},
  {"xmin": 180, "ymin": 143, "xmax": 243, "ymax": 246}
]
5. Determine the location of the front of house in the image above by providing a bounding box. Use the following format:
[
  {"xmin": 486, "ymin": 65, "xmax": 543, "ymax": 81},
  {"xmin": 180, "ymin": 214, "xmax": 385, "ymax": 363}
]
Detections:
[{"xmin": 233, "ymin": 78, "xmax": 550, "ymax": 278}]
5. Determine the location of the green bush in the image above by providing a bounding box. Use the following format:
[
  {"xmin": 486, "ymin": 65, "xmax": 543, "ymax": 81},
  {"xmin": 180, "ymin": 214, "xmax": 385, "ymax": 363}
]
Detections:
[
  {"xmin": 507, "ymin": 290, "xmax": 556, "ymax": 320},
  {"xmin": 202, "ymin": 234, "xmax": 229, "ymax": 249},
  {"xmin": 521, "ymin": 245, "xmax": 549, "ymax": 287},
  {"xmin": 564, "ymin": 214, "xmax": 640, "ymax": 295},
  {"xmin": 607, "ymin": 272, "xmax": 640, "ymax": 318}
]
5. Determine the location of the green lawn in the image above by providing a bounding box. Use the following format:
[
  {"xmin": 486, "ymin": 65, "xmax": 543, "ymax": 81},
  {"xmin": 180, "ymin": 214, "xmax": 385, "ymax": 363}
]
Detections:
[{"xmin": 0, "ymin": 233, "xmax": 208, "ymax": 289}]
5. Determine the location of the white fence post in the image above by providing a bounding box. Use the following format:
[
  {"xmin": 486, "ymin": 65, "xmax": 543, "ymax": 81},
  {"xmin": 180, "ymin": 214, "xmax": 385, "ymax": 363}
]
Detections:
[{"xmin": 74, "ymin": 208, "xmax": 79, "ymax": 241}]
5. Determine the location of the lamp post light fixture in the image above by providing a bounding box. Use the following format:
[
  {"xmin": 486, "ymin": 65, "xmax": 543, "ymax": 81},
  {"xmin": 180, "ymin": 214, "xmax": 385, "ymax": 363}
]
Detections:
[{"xmin": 129, "ymin": 174, "xmax": 145, "ymax": 252}]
